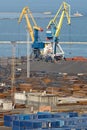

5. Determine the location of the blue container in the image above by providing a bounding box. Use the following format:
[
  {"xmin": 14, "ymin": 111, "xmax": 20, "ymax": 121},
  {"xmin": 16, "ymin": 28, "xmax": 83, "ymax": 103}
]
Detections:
[
  {"xmin": 81, "ymin": 114, "xmax": 87, "ymax": 117},
  {"xmin": 4, "ymin": 121, "xmax": 12, "ymax": 127},
  {"xmin": 20, "ymin": 121, "xmax": 32, "ymax": 129},
  {"xmin": 51, "ymin": 121, "xmax": 60, "ymax": 128},
  {"xmin": 4, "ymin": 115, "xmax": 10, "ymax": 121},
  {"xmin": 38, "ymin": 114, "xmax": 51, "ymax": 119},
  {"xmin": 23, "ymin": 129, "xmax": 41, "ymax": 130},
  {"xmin": 11, "ymin": 114, "xmax": 33, "ymax": 120},
  {"xmin": 51, "ymin": 112, "xmax": 70, "ymax": 118},
  {"xmin": 32, "ymin": 114, "xmax": 37, "ymax": 119},
  {"xmin": 64, "ymin": 118, "xmax": 75, "ymax": 126},
  {"xmin": 75, "ymin": 129, "xmax": 81, "ymax": 130},
  {"xmin": 12, "ymin": 115, "xmax": 20, "ymax": 120},
  {"xmin": 19, "ymin": 120, "xmax": 42, "ymax": 129},
  {"xmin": 52, "ymin": 119, "xmax": 64, "ymax": 128},
  {"xmin": 4, "ymin": 115, "xmax": 17, "ymax": 121},
  {"xmin": 40, "ymin": 118, "xmax": 54, "ymax": 128},
  {"xmin": 42, "ymin": 128, "xmax": 71, "ymax": 130},
  {"xmin": 19, "ymin": 114, "xmax": 31, "ymax": 120},
  {"xmin": 12, "ymin": 126, "xmax": 20, "ymax": 130},
  {"xmin": 19, "ymin": 114, "xmax": 25, "ymax": 120},
  {"xmin": 37, "ymin": 112, "xmax": 52, "ymax": 119},
  {"xmin": 37, "ymin": 112, "xmax": 50, "ymax": 114},
  {"xmin": 4, "ymin": 114, "xmax": 27, "ymax": 121},
  {"xmin": 39, "ymin": 118, "xmax": 64, "ymax": 128},
  {"xmin": 33, "ymin": 121, "xmax": 42, "ymax": 128},
  {"xmin": 4, "ymin": 115, "xmax": 20, "ymax": 127},
  {"xmin": 13, "ymin": 120, "xmax": 20, "ymax": 126},
  {"xmin": 24, "ymin": 115, "xmax": 31, "ymax": 120},
  {"xmin": 68, "ymin": 112, "xmax": 78, "ymax": 117},
  {"xmin": 68, "ymin": 117, "xmax": 87, "ymax": 125}
]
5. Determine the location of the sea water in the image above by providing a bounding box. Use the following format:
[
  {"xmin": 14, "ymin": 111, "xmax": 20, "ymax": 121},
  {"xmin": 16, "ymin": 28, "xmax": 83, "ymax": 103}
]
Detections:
[{"xmin": 0, "ymin": 13, "xmax": 87, "ymax": 58}]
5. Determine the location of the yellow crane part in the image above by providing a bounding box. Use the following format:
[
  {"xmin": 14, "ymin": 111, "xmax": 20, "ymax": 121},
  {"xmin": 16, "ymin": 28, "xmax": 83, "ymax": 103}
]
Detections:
[
  {"xmin": 47, "ymin": 1, "xmax": 71, "ymax": 38},
  {"xmin": 18, "ymin": 6, "xmax": 43, "ymax": 42}
]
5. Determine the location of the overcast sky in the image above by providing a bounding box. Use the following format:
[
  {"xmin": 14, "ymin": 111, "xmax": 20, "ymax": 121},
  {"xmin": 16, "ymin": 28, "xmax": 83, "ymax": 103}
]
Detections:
[{"xmin": 0, "ymin": 0, "xmax": 87, "ymax": 14}]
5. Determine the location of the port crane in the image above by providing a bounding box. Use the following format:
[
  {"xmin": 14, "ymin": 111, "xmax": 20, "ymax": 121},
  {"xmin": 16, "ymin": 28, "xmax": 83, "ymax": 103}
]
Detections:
[
  {"xmin": 18, "ymin": 6, "xmax": 45, "ymax": 58},
  {"xmin": 46, "ymin": 1, "xmax": 71, "ymax": 60}
]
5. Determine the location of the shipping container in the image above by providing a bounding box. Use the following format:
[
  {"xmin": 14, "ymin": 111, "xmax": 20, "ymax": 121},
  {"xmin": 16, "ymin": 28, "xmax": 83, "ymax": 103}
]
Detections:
[
  {"xmin": 4, "ymin": 114, "xmax": 18, "ymax": 121},
  {"xmin": 41, "ymin": 128, "xmax": 71, "ymax": 130},
  {"xmin": 4, "ymin": 121, "xmax": 12, "ymax": 127},
  {"xmin": 4, "ymin": 114, "xmax": 33, "ymax": 121},
  {"xmin": 68, "ymin": 112, "xmax": 78, "ymax": 117},
  {"xmin": 12, "ymin": 126, "xmax": 20, "ymax": 130},
  {"xmin": 13, "ymin": 120, "xmax": 42, "ymax": 129},
  {"xmin": 36, "ymin": 112, "xmax": 52, "ymax": 119},
  {"xmin": 51, "ymin": 112, "xmax": 70, "ymax": 118},
  {"xmin": 38, "ymin": 118, "xmax": 64, "ymax": 128}
]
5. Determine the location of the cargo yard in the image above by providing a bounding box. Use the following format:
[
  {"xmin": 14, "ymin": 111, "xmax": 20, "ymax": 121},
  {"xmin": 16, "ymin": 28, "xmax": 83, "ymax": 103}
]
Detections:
[
  {"xmin": 0, "ymin": 57, "xmax": 87, "ymax": 129},
  {"xmin": 0, "ymin": 1, "xmax": 87, "ymax": 130}
]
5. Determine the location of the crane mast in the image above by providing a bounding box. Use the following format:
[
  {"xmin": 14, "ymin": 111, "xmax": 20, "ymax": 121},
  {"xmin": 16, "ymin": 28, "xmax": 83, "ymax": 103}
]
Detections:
[{"xmin": 46, "ymin": 1, "xmax": 71, "ymax": 60}]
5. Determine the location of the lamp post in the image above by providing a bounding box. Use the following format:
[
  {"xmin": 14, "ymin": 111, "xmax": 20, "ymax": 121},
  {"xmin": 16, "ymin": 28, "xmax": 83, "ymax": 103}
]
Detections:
[
  {"xmin": 11, "ymin": 41, "xmax": 16, "ymax": 107},
  {"xmin": 27, "ymin": 29, "xmax": 30, "ymax": 78}
]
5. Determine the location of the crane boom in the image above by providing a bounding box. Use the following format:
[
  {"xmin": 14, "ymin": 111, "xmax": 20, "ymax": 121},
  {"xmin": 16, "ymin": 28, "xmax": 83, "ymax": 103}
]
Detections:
[
  {"xmin": 18, "ymin": 6, "xmax": 43, "ymax": 42},
  {"xmin": 55, "ymin": 2, "xmax": 70, "ymax": 39},
  {"xmin": 18, "ymin": 7, "xmax": 34, "ymax": 42},
  {"xmin": 47, "ymin": 2, "xmax": 70, "ymax": 29}
]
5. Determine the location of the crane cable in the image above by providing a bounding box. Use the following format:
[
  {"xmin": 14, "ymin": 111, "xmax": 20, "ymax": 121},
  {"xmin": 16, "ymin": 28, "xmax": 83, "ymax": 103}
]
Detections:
[{"xmin": 68, "ymin": 24, "xmax": 72, "ymax": 55}]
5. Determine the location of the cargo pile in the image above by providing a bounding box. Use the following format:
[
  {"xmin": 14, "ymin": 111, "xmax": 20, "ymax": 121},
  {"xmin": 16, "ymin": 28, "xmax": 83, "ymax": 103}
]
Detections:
[
  {"xmin": 0, "ymin": 72, "xmax": 87, "ymax": 112},
  {"xmin": 66, "ymin": 56, "xmax": 87, "ymax": 61}
]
